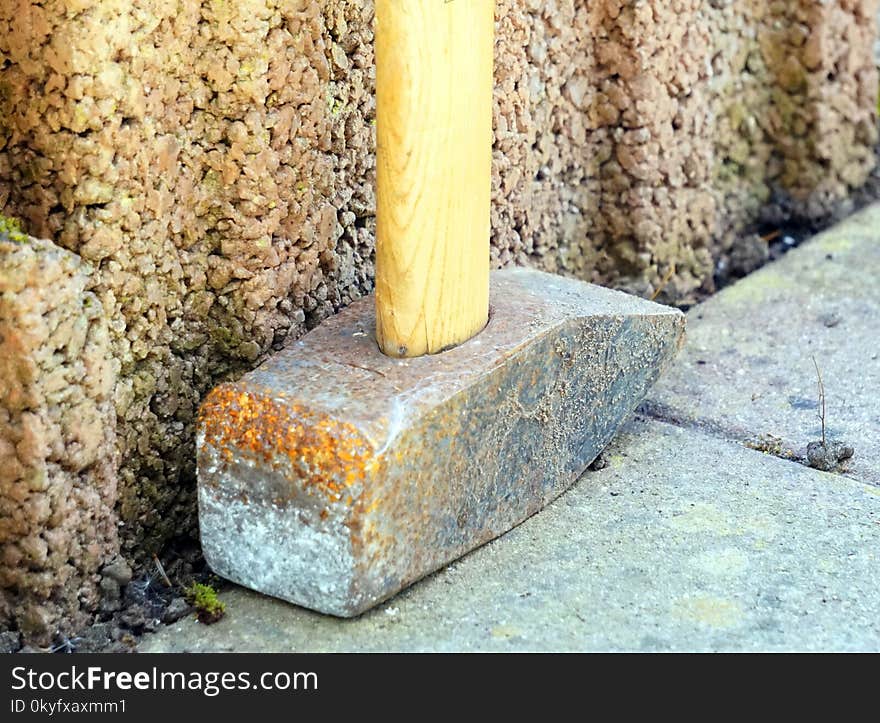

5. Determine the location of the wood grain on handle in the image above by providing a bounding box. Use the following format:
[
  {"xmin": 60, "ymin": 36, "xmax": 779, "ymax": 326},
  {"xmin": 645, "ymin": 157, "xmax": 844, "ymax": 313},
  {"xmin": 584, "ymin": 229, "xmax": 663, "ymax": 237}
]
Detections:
[{"xmin": 375, "ymin": 0, "xmax": 494, "ymax": 358}]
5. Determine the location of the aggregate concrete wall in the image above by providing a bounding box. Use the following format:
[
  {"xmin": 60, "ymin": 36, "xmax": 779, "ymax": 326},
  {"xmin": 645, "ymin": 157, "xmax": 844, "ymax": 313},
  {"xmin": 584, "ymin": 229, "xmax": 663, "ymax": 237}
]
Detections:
[
  {"xmin": 0, "ymin": 227, "xmax": 118, "ymax": 643},
  {"xmin": 0, "ymin": 0, "xmax": 877, "ymax": 638}
]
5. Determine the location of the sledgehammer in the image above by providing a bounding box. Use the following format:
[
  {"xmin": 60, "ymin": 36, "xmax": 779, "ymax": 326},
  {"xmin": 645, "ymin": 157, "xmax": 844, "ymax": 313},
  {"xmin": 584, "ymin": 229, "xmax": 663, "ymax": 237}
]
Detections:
[{"xmin": 196, "ymin": 1, "xmax": 685, "ymax": 616}]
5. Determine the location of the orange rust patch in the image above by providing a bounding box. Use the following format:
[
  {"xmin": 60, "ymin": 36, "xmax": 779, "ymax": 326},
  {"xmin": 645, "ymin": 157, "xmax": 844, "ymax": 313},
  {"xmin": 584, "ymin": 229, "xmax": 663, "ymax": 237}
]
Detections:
[{"xmin": 199, "ymin": 384, "xmax": 375, "ymax": 503}]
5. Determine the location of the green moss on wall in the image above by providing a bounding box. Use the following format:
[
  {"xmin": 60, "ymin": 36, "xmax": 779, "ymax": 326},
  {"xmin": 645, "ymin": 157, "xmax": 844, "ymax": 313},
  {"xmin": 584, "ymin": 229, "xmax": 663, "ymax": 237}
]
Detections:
[{"xmin": 0, "ymin": 214, "xmax": 28, "ymax": 244}]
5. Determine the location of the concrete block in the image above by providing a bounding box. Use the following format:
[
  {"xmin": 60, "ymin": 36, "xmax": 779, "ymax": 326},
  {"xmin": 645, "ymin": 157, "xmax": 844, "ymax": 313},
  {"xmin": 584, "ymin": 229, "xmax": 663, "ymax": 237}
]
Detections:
[
  {"xmin": 0, "ymin": 233, "xmax": 118, "ymax": 644},
  {"xmin": 197, "ymin": 268, "xmax": 685, "ymax": 616}
]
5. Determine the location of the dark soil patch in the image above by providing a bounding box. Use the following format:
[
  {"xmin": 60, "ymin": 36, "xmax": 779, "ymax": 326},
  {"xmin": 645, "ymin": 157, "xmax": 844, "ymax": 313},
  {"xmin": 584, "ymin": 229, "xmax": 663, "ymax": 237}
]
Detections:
[
  {"xmin": 6, "ymin": 538, "xmax": 224, "ymax": 654},
  {"xmin": 711, "ymin": 151, "xmax": 880, "ymax": 300}
]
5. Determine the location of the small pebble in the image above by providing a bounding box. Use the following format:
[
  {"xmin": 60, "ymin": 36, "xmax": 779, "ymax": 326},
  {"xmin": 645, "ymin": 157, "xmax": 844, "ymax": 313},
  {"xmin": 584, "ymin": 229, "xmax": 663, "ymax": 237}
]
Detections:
[
  {"xmin": 120, "ymin": 607, "xmax": 147, "ymax": 631},
  {"xmin": 76, "ymin": 623, "xmax": 114, "ymax": 653},
  {"xmin": 818, "ymin": 312, "xmax": 842, "ymax": 328},
  {"xmin": 806, "ymin": 440, "xmax": 854, "ymax": 472},
  {"xmin": 102, "ymin": 558, "xmax": 133, "ymax": 586},
  {"xmin": 0, "ymin": 630, "xmax": 22, "ymax": 654},
  {"xmin": 163, "ymin": 597, "xmax": 192, "ymax": 624},
  {"xmin": 589, "ymin": 453, "xmax": 609, "ymax": 471}
]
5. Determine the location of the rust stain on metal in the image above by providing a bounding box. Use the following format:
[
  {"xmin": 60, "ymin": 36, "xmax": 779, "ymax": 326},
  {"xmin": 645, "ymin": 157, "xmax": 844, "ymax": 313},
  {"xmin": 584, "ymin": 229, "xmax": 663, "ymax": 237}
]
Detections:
[{"xmin": 200, "ymin": 384, "xmax": 375, "ymax": 504}]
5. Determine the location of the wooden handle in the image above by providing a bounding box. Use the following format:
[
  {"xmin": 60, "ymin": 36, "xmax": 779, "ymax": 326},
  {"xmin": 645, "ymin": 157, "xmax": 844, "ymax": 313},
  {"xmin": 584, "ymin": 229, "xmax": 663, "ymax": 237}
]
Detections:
[{"xmin": 375, "ymin": 0, "xmax": 494, "ymax": 358}]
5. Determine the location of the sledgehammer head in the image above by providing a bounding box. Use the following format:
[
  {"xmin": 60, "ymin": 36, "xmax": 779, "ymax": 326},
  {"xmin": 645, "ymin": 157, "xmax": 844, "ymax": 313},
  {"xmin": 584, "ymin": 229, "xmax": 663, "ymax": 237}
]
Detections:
[{"xmin": 197, "ymin": 268, "xmax": 685, "ymax": 616}]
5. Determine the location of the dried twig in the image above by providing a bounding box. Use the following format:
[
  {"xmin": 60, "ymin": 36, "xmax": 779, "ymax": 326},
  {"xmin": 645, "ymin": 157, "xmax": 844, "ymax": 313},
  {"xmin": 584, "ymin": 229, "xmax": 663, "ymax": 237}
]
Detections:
[
  {"xmin": 650, "ymin": 264, "xmax": 677, "ymax": 302},
  {"xmin": 152, "ymin": 554, "xmax": 172, "ymax": 588},
  {"xmin": 812, "ymin": 356, "xmax": 826, "ymax": 447}
]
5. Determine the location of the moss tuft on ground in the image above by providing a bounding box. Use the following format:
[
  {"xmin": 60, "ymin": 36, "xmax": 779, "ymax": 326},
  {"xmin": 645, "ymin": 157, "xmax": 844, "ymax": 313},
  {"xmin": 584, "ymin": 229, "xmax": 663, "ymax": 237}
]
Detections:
[{"xmin": 184, "ymin": 583, "xmax": 226, "ymax": 625}]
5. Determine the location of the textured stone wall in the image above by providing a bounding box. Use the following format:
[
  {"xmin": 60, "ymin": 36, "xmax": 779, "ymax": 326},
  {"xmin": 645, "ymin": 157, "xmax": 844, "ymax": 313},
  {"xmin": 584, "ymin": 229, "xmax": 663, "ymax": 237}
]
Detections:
[
  {"xmin": 492, "ymin": 0, "xmax": 877, "ymax": 300},
  {"xmin": 1, "ymin": 0, "xmax": 379, "ymax": 558},
  {"xmin": 0, "ymin": 229, "xmax": 118, "ymax": 643},
  {"xmin": 0, "ymin": 0, "xmax": 877, "ymax": 637}
]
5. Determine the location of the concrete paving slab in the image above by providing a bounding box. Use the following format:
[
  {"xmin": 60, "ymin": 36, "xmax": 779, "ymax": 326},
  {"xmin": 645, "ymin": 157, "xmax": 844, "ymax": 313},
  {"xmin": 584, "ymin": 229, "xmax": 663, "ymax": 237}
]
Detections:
[
  {"xmin": 141, "ymin": 419, "xmax": 880, "ymax": 652},
  {"xmin": 646, "ymin": 203, "xmax": 880, "ymax": 486}
]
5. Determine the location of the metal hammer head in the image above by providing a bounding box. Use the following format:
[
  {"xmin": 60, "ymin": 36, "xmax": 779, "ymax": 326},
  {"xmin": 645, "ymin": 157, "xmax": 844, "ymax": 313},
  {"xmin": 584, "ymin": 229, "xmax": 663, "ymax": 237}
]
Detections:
[{"xmin": 197, "ymin": 268, "xmax": 685, "ymax": 616}]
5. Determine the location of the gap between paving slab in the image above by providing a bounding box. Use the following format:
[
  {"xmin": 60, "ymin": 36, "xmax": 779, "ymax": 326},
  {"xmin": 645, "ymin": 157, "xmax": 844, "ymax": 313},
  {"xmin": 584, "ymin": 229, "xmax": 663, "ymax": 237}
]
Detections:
[
  {"xmin": 141, "ymin": 418, "xmax": 880, "ymax": 653},
  {"xmin": 643, "ymin": 202, "xmax": 880, "ymax": 486}
]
